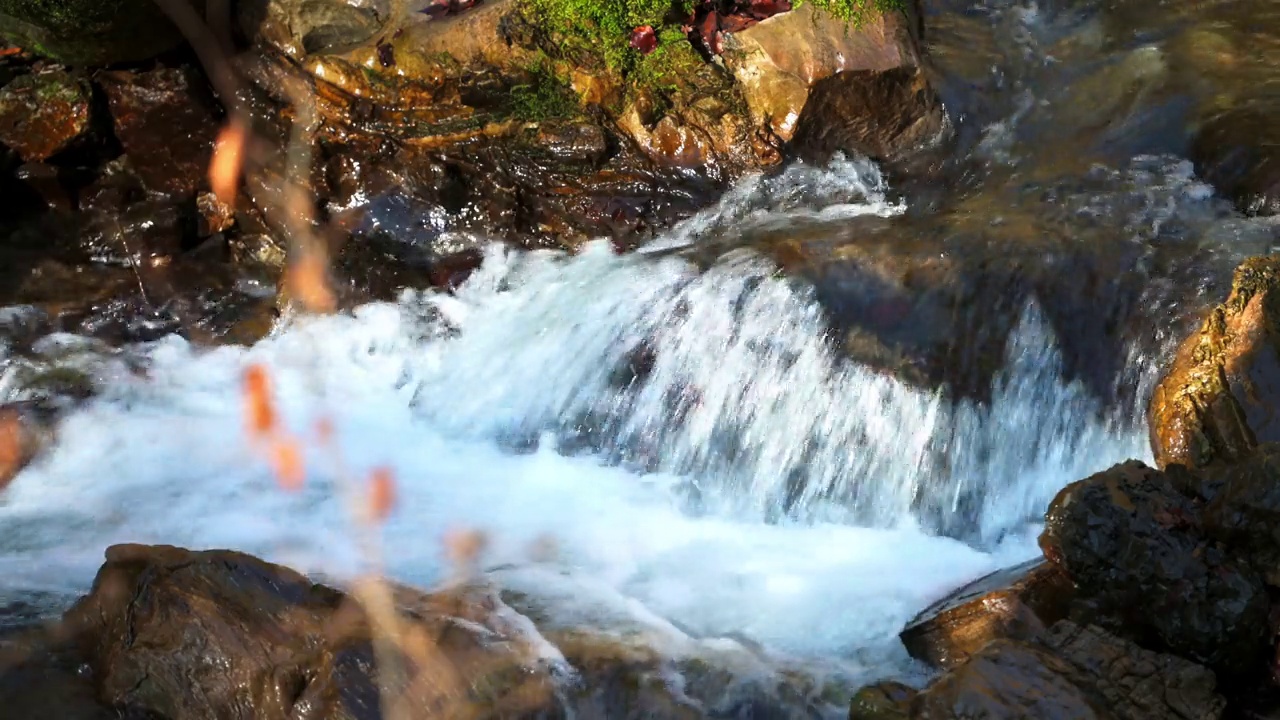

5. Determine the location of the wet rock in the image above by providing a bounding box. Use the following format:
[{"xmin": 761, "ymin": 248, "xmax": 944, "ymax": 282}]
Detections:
[
  {"xmin": 849, "ymin": 680, "xmax": 915, "ymax": 719},
  {"xmin": 97, "ymin": 66, "xmax": 221, "ymax": 198},
  {"xmin": 0, "ymin": 623, "xmax": 112, "ymax": 720},
  {"xmin": 77, "ymin": 158, "xmax": 188, "ymax": 266},
  {"xmin": 899, "ymin": 559, "xmax": 1075, "ymax": 669},
  {"xmin": 535, "ymin": 121, "xmax": 609, "ymax": 166},
  {"xmin": 63, "ymin": 544, "xmax": 564, "ymax": 720},
  {"xmin": 1150, "ymin": 257, "xmax": 1280, "ymax": 470},
  {"xmin": 0, "ymin": 0, "xmax": 197, "ymax": 66},
  {"xmin": 914, "ymin": 621, "xmax": 1226, "ymax": 720},
  {"xmin": 196, "ymin": 191, "xmax": 235, "ymax": 236},
  {"xmin": 792, "ymin": 66, "xmax": 947, "ymax": 165},
  {"xmin": 721, "ymin": 2, "xmax": 925, "ymax": 143},
  {"xmin": 0, "ymin": 68, "xmax": 91, "ymax": 161},
  {"xmin": 15, "ymin": 161, "xmax": 71, "ymax": 211},
  {"xmin": 1039, "ymin": 460, "xmax": 1270, "ymax": 675},
  {"xmin": 1203, "ymin": 443, "xmax": 1280, "ymax": 587},
  {"xmin": 1192, "ymin": 107, "xmax": 1280, "ymax": 216}
]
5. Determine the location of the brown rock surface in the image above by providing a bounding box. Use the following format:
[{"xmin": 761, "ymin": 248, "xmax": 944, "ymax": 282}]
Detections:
[
  {"xmin": 899, "ymin": 559, "xmax": 1074, "ymax": 670},
  {"xmin": 0, "ymin": 69, "xmax": 91, "ymax": 161},
  {"xmin": 1150, "ymin": 256, "xmax": 1280, "ymax": 470}
]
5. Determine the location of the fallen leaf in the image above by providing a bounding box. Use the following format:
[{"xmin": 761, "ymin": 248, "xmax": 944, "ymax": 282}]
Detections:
[
  {"xmin": 209, "ymin": 119, "xmax": 246, "ymax": 206},
  {"xmin": 243, "ymin": 364, "xmax": 276, "ymax": 437},
  {"xmin": 270, "ymin": 438, "xmax": 305, "ymax": 491},
  {"xmin": 630, "ymin": 25, "xmax": 658, "ymax": 54},
  {"xmin": 368, "ymin": 466, "xmax": 396, "ymax": 522}
]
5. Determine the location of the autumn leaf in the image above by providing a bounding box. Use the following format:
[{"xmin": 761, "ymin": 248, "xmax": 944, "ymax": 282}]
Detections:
[
  {"xmin": 243, "ymin": 363, "xmax": 276, "ymax": 438},
  {"xmin": 209, "ymin": 119, "xmax": 246, "ymax": 206},
  {"xmin": 270, "ymin": 438, "xmax": 305, "ymax": 491},
  {"xmin": 368, "ymin": 466, "xmax": 397, "ymax": 522}
]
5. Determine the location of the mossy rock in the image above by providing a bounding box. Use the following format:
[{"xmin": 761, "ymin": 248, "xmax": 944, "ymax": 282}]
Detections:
[{"xmin": 0, "ymin": 0, "xmax": 202, "ymax": 65}]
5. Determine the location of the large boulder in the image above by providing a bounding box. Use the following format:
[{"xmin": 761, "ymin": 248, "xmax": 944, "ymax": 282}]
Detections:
[
  {"xmin": 1204, "ymin": 443, "xmax": 1280, "ymax": 587},
  {"xmin": 1039, "ymin": 460, "xmax": 1270, "ymax": 676},
  {"xmin": 61, "ymin": 544, "xmax": 564, "ymax": 719},
  {"xmin": 899, "ymin": 559, "xmax": 1075, "ymax": 670},
  {"xmin": 0, "ymin": 0, "xmax": 199, "ymax": 66},
  {"xmin": 912, "ymin": 621, "xmax": 1226, "ymax": 720},
  {"xmin": 719, "ymin": 2, "xmax": 929, "ymax": 146},
  {"xmin": 1150, "ymin": 257, "xmax": 1280, "ymax": 470}
]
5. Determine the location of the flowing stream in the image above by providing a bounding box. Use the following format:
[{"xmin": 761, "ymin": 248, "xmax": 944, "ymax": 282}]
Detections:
[{"xmin": 4, "ymin": 0, "xmax": 1280, "ymax": 713}]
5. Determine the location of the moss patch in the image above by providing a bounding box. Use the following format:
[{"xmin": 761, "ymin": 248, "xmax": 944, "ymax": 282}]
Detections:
[{"xmin": 509, "ymin": 63, "xmax": 581, "ymax": 121}]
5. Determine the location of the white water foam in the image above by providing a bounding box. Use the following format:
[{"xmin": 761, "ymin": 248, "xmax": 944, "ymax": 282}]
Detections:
[{"xmin": 0, "ymin": 157, "xmax": 1150, "ymax": 694}]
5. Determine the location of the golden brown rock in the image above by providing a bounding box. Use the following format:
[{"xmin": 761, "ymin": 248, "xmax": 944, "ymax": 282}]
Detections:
[
  {"xmin": 1150, "ymin": 257, "xmax": 1280, "ymax": 469},
  {"xmin": 721, "ymin": 3, "xmax": 923, "ymax": 143},
  {"xmin": 899, "ymin": 559, "xmax": 1075, "ymax": 670}
]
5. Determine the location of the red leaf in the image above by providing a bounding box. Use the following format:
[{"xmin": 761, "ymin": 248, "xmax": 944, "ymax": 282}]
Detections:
[{"xmin": 629, "ymin": 25, "xmax": 658, "ymax": 54}]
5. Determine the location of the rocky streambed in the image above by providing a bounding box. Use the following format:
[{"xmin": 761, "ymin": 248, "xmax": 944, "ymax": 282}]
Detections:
[{"xmin": 4, "ymin": 0, "xmax": 1280, "ymax": 718}]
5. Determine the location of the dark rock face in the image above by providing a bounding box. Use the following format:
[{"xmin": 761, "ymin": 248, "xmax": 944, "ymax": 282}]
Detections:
[
  {"xmin": 1192, "ymin": 108, "xmax": 1280, "ymax": 217},
  {"xmin": 97, "ymin": 67, "xmax": 221, "ymax": 197},
  {"xmin": 791, "ymin": 67, "xmax": 946, "ymax": 166},
  {"xmin": 0, "ymin": 68, "xmax": 91, "ymax": 161},
  {"xmin": 1150, "ymin": 257, "xmax": 1280, "ymax": 470},
  {"xmin": 1204, "ymin": 444, "xmax": 1280, "ymax": 587},
  {"xmin": 900, "ymin": 559, "xmax": 1075, "ymax": 670},
  {"xmin": 1039, "ymin": 460, "xmax": 1270, "ymax": 675},
  {"xmin": 914, "ymin": 621, "xmax": 1226, "ymax": 720},
  {"xmin": 0, "ymin": 0, "xmax": 199, "ymax": 66}
]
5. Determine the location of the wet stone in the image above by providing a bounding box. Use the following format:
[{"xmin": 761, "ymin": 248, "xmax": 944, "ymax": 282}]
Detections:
[
  {"xmin": 848, "ymin": 680, "xmax": 915, "ymax": 719},
  {"xmin": 0, "ymin": 69, "xmax": 91, "ymax": 162},
  {"xmin": 97, "ymin": 66, "xmax": 221, "ymax": 198},
  {"xmin": 1039, "ymin": 460, "xmax": 1270, "ymax": 675},
  {"xmin": 534, "ymin": 121, "xmax": 610, "ymax": 166},
  {"xmin": 1192, "ymin": 106, "xmax": 1280, "ymax": 217},
  {"xmin": 899, "ymin": 559, "xmax": 1075, "ymax": 670}
]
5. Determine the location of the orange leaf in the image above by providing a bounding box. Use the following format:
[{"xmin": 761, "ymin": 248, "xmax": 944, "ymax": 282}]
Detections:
[
  {"xmin": 270, "ymin": 438, "xmax": 305, "ymax": 491},
  {"xmin": 443, "ymin": 528, "xmax": 488, "ymax": 569},
  {"xmin": 314, "ymin": 416, "xmax": 335, "ymax": 445},
  {"xmin": 242, "ymin": 364, "xmax": 276, "ymax": 438},
  {"xmin": 0, "ymin": 410, "xmax": 23, "ymax": 490},
  {"xmin": 209, "ymin": 119, "xmax": 246, "ymax": 206},
  {"xmin": 285, "ymin": 253, "xmax": 337, "ymax": 314},
  {"xmin": 368, "ymin": 466, "xmax": 396, "ymax": 522}
]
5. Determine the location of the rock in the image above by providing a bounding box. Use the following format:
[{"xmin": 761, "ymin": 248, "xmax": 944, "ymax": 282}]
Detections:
[
  {"xmin": 721, "ymin": 2, "xmax": 925, "ymax": 143},
  {"xmin": 1150, "ymin": 256, "xmax": 1280, "ymax": 470},
  {"xmin": 899, "ymin": 559, "xmax": 1075, "ymax": 670},
  {"xmin": 849, "ymin": 680, "xmax": 915, "ymax": 720},
  {"xmin": 62, "ymin": 544, "xmax": 564, "ymax": 720},
  {"xmin": 0, "ymin": 68, "xmax": 91, "ymax": 161},
  {"xmin": 1039, "ymin": 460, "xmax": 1270, "ymax": 675},
  {"xmin": 77, "ymin": 158, "xmax": 188, "ymax": 267},
  {"xmin": 0, "ymin": 0, "xmax": 199, "ymax": 66},
  {"xmin": 1204, "ymin": 443, "xmax": 1280, "ymax": 587},
  {"xmin": 0, "ymin": 623, "xmax": 112, "ymax": 720},
  {"xmin": 97, "ymin": 66, "xmax": 221, "ymax": 198},
  {"xmin": 914, "ymin": 621, "xmax": 1226, "ymax": 720},
  {"xmin": 1192, "ymin": 107, "xmax": 1280, "ymax": 216},
  {"xmin": 196, "ymin": 190, "xmax": 235, "ymax": 236},
  {"xmin": 791, "ymin": 66, "xmax": 947, "ymax": 165}
]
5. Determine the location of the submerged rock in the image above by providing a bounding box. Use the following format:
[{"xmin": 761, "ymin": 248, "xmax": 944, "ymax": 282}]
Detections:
[
  {"xmin": 0, "ymin": 68, "xmax": 91, "ymax": 161},
  {"xmin": 913, "ymin": 621, "xmax": 1226, "ymax": 720},
  {"xmin": 1150, "ymin": 257, "xmax": 1280, "ymax": 470},
  {"xmin": 1192, "ymin": 107, "xmax": 1280, "ymax": 217},
  {"xmin": 899, "ymin": 559, "xmax": 1074, "ymax": 669},
  {"xmin": 1039, "ymin": 460, "xmax": 1270, "ymax": 675},
  {"xmin": 849, "ymin": 681, "xmax": 916, "ymax": 720}
]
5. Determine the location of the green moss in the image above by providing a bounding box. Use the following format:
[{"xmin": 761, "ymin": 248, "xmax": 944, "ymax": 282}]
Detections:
[
  {"xmin": 509, "ymin": 63, "xmax": 580, "ymax": 121},
  {"xmin": 797, "ymin": 0, "xmax": 905, "ymax": 23},
  {"xmin": 522, "ymin": 0, "xmax": 692, "ymax": 72}
]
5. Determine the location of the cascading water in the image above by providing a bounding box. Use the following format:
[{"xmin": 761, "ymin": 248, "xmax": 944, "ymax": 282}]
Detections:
[{"xmin": 0, "ymin": 155, "xmax": 1155, "ymax": 701}]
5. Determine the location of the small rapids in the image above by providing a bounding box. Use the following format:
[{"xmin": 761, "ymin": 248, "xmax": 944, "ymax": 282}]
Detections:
[{"xmin": 0, "ymin": 156, "xmax": 1154, "ymax": 700}]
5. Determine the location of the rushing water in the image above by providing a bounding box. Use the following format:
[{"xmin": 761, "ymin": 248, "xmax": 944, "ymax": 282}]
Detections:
[
  {"xmin": 5, "ymin": 0, "xmax": 1280, "ymax": 711},
  {"xmin": 0, "ymin": 156, "xmax": 1152, "ymax": 699}
]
